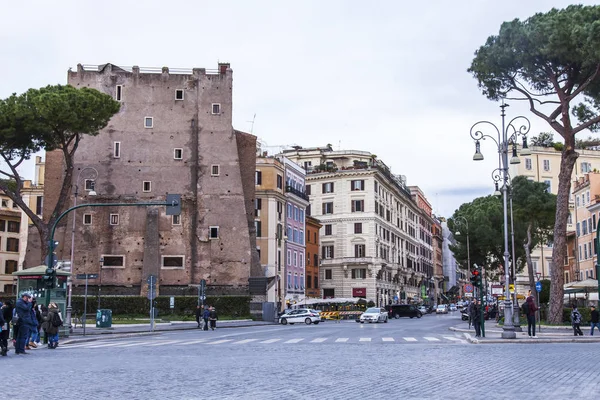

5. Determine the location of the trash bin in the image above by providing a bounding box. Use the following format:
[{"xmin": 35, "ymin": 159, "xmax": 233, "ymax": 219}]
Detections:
[{"xmin": 96, "ymin": 309, "xmax": 112, "ymax": 328}]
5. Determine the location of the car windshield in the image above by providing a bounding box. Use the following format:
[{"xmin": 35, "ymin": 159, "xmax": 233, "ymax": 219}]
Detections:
[
  {"xmin": 365, "ymin": 308, "xmax": 380, "ymax": 313},
  {"xmin": 437, "ymin": 305, "xmax": 445, "ymax": 309}
]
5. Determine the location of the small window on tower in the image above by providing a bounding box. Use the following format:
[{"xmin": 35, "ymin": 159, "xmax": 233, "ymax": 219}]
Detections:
[
  {"xmin": 174, "ymin": 148, "xmax": 183, "ymax": 160},
  {"xmin": 175, "ymin": 89, "xmax": 184, "ymax": 100},
  {"xmin": 143, "ymin": 181, "xmax": 151, "ymax": 192},
  {"xmin": 116, "ymin": 85, "xmax": 122, "ymax": 101},
  {"xmin": 145, "ymin": 117, "xmax": 153, "ymax": 128},
  {"xmin": 211, "ymin": 103, "xmax": 221, "ymax": 114}
]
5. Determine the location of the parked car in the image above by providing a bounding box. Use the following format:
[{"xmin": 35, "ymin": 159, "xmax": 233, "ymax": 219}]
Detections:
[
  {"xmin": 309, "ymin": 309, "xmax": 324, "ymax": 322},
  {"xmin": 418, "ymin": 306, "xmax": 428, "ymax": 315},
  {"xmin": 385, "ymin": 304, "xmax": 422, "ymax": 319},
  {"xmin": 359, "ymin": 307, "xmax": 389, "ymax": 323},
  {"xmin": 279, "ymin": 309, "xmax": 321, "ymax": 325},
  {"xmin": 449, "ymin": 304, "xmax": 458, "ymax": 312},
  {"xmin": 436, "ymin": 304, "xmax": 449, "ymax": 314}
]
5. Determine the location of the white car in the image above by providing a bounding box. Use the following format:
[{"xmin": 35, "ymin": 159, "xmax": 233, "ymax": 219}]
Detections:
[
  {"xmin": 436, "ymin": 305, "xmax": 449, "ymax": 314},
  {"xmin": 359, "ymin": 307, "xmax": 389, "ymax": 323},
  {"xmin": 418, "ymin": 306, "xmax": 428, "ymax": 315},
  {"xmin": 449, "ymin": 304, "xmax": 458, "ymax": 312},
  {"xmin": 279, "ymin": 309, "xmax": 321, "ymax": 325}
]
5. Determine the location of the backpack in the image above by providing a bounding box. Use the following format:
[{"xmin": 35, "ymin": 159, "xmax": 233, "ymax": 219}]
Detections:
[
  {"xmin": 51, "ymin": 312, "xmax": 63, "ymax": 327},
  {"xmin": 521, "ymin": 301, "xmax": 530, "ymax": 316},
  {"xmin": 572, "ymin": 310, "xmax": 582, "ymax": 324}
]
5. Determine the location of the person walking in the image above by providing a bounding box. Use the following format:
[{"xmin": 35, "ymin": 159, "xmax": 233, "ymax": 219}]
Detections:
[
  {"xmin": 0, "ymin": 300, "xmax": 12, "ymax": 356},
  {"xmin": 472, "ymin": 300, "xmax": 482, "ymax": 338},
  {"xmin": 467, "ymin": 301, "xmax": 474, "ymax": 329},
  {"xmin": 571, "ymin": 304, "xmax": 584, "ymax": 336},
  {"xmin": 590, "ymin": 305, "xmax": 600, "ymax": 336},
  {"xmin": 14, "ymin": 293, "xmax": 34, "ymax": 355},
  {"xmin": 525, "ymin": 292, "xmax": 539, "ymax": 338},
  {"xmin": 42, "ymin": 302, "xmax": 63, "ymax": 349},
  {"xmin": 202, "ymin": 305, "xmax": 210, "ymax": 331},
  {"xmin": 28, "ymin": 300, "xmax": 41, "ymax": 349},
  {"xmin": 0, "ymin": 303, "xmax": 5, "ymax": 356},
  {"xmin": 208, "ymin": 307, "xmax": 218, "ymax": 331},
  {"xmin": 195, "ymin": 305, "xmax": 203, "ymax": 329}
]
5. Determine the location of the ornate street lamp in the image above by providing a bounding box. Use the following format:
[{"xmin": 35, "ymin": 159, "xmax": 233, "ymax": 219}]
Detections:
[{"xmin": 469, "ymin": 102, "xmax": 530, "ymax": 339}]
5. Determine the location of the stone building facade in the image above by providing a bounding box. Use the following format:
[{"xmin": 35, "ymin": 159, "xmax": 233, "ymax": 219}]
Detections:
[
  {"xmin": 36, "ymin": 63, "xmax": 258, "ymax": 296},
  {"xmin": 305, "ymin": 215, "xmax": 322, "ymax": 298},
  {"xmin": 282, "ymin": 146, "xmax": 429, "ymax": 306}
]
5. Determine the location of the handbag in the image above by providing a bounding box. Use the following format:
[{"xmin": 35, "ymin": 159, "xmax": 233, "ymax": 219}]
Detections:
[{"xmin": 11, "ymin": 313, "xmax": 19, "ymax": 325}]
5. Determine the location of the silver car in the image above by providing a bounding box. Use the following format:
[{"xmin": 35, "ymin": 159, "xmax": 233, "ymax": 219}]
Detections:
[
  {"xmin": 359, "ymin": 307, "xmax": 389, "ymax": 323},
  {"xmin": 279, "ymin": 309, "xmax": 321, "ymax": 325}
]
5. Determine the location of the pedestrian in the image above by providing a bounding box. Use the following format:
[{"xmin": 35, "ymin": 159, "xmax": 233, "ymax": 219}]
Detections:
[
  {"xmin": 14, "ymin": 293, "xmax": 34, "ymax": 355},
  {"xmin": 40, "ymin": 305, "xmax": 48, "ymax": 344},
  {"xmin": 0, "ymin": 303, "xmax": 5, "ymax": 356},
  {"xmin": 28, "ymin": 300, "xmax": 41, "ymax": 349},
  {"xmin": 209, "ymin": 307, "xmax": 218, "ymax": 330},
  {"xmin": 472, "ymin": 300, "xmax": 482, "ymax": 338},
  {"xmin": 195, "ymin": 305, "xmax": 203, "ymax": 329},
  {"xmin": 571, "ymin": 303, "xmax": 584, "ymax": 336},
  {"xmin": 42, "ymin": 302, "xmax": 63, "ymax": 349},
  {"xmin": 467, "ymin": 301, "xmax": 474, "ymax": 329},
  {"xmin": 0, "ymin": 300, "xmax": 12, "ymax": 356},
  {"xmin": 202, "ymin": 305, "xmax": 210, "ymax": 331},
  {"xmin": 590, "ymin": 305, "xmax": 600, "ymax": 336},
  {"xmin": 524, "ymin": 291, "xmax": 539, "ymax": 338}
]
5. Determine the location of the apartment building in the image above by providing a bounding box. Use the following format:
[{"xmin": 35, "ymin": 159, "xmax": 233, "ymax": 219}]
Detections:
[
  {"xmin": 32, "ymin": 63, "xmax": 258, "ymax": 296},
  {"xmin": 572, "ymin": 173, "xmax": 600, "ymax": 281},
  {"xmin": 255, "ymin": 156, "xmax": 286, "ymax": 305},
  {"xmin": 409, "ymin": 186, "xmax": 435, "ymax": 304},
  {"xmin": 282, "ymin": 146, "xmax": 426, "ymax": 306},
  {"xmin": 0, "ymin": 157, "xmax": 44, "ymax": 294},
  {"xmin": 305, "ymin": 215, "xmax": 322, "ymax": 298},
  {"xmin": 509, "ymin": 145, "xmax": 600, "ymax": 283},
  {"xmin": 432, "ymin": 217, "xmax": 444, "ymax": 304}
]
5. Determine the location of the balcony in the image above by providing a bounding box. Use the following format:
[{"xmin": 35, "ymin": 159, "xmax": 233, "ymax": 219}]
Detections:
[{"xmin": 285, "ymin": 185, "xmax": 309, "ymax": 201}]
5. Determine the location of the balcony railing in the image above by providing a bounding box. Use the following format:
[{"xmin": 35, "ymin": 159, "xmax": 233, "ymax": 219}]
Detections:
[{"xmin": 285, "ymin": 185, "xmax": 309, "ymax": 201}]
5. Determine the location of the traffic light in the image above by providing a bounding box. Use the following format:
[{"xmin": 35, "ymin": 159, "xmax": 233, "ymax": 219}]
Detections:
[
  {"xmin": 470, "ymin": 268, "xmax": 482, "ymax": 288},
  {"xmin": 43, "ymin": 267, "xmax": 56, "ymax": 289}
]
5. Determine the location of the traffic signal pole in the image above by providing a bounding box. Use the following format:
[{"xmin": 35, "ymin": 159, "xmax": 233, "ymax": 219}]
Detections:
[{"xmin": 45, "ymin": 196, "xmax": 181, "ymax": 306}]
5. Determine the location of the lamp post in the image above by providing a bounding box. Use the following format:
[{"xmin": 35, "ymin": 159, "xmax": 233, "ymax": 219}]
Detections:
[
  {"xmin": 66, "ymin": 167, "xmax": 98, "ymax": 333},
  {"xmin": 454, "ymin": 216, "xmax": 471, "ymax": 280},
  {"xmin": 492, "ymin": 169, "xmax": 522, "ymax": 331},
  {"xmin": 470, "ymin": 102, "xmax": 530, "ymax": 339}
]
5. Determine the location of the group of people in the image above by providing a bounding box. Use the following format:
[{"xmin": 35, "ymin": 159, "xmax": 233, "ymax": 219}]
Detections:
[
  {"xmin": 195, "ymin": 305, "xmax": 218, "ymax": 331},
  {"xmin": 571, "ymin": 303, "xmax": 600, "ymax": 336},
  {"xmin": 0, "ymin": 292, "xmax": 63, "ymax": 356}
]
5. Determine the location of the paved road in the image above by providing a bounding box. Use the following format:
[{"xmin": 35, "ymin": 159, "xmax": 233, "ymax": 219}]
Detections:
[{"xmin": 3, "ymin": 313, "xmax": 599, "ymax": 399}]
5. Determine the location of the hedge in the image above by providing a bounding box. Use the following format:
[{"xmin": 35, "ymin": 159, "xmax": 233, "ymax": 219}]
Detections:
[{"xmin": 70, "ymin": 296, "xmax": 251, "ymax": 318}]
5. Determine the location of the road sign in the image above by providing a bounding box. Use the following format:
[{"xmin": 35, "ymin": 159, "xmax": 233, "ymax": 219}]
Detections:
[
  {"xmin": 464, "ymin": 284, "xmax": 474, "ymax": 293},
  {"xmin": 147, "ymin": 274, "xmax": 157, "ymax": 285},
  {"xmin": 465, "ymin": 292, "xmax": 473, "ymax": 297},
  {"xmin": 199, "ymin": 295, "xmax": 206, "ymax": 301},
  {"xmin": 76, "ymin": 274, "xmax": 98, "ymax": 279},
  {"xmin": 535, "ymin": 281, "xmax": 542, "ymax": 293},
  {"xmin": 509, "ymin": 284, "xmax": 515, "ymax": 293},
  {"xmin": 169, "ymin": 296, "xmax": 175, "ymax": 309}
]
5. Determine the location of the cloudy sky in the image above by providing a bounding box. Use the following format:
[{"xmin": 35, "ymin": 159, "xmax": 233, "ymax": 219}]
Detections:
[{"xmin": 1, "ymin": 0, "xmax": 594, "ymax": 217}]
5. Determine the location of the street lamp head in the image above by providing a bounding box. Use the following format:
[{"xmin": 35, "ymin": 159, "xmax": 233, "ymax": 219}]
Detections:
[
  {"xmin": 520, "ymin": 136, "xmax": 531, "ymax": 156},
  {"xmin": 494, "ymin": 182, "xmax": 502, "ymax": 197},
  {"xmin": 509, "ymin": 143, "xmax": 520, "ymax": 165},
  {"xmin": 88, "ymin": 190, "xmax": 97, "ymax": 196},
  {"xmin": 473, "ymin": 141, "xmax": 484, "ymax": 161},
  {"xmin": 455, "ymin": 231, "xmax": 461, "ymax": 236}
]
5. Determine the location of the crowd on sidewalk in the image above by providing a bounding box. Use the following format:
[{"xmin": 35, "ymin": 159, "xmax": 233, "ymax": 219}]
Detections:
[
  {"xmin": 195, "ymin": 305, "xmax": 218, "ymax": 331},
  {"xmin": 0, "ymin": 292, "xmax": 63, "ymax": 357}
]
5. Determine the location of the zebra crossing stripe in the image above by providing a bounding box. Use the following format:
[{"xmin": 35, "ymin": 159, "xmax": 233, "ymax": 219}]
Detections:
[
  {"xmin": 443, "ymin": 336, "xmax": 462, "ymax": 341},
  {"xmin": 144, "ymin": 340, "xmax": 182, "ymax": 347},
  {"xmin": 260, "ymin": 339, "xmax": 281, "ymax": 344},
  {"xmin": 359, "ymin": 338, "xmax": 371, "ymax": 342},
  {"xmin": 234, "ymin": 339, "xmax": 259, "ymax": 344},
  {"xmin": 206, "ymin": 339, "xmax": 233, "ymax": 345},
  {"xmin": 86, "ymin": 342, "xmax": 141, "ymax": 348},
  {"xmin": 424, "ymin": 337, "xmax": 440, "ymax": 342},
  {"xmin": 335, "ymin": 338, "xmax": 349, "ymax": 343},
  {"xmin": 284, "ymin": 339, "xmax": 303, "ymax": 343},
  {"xmin": 177, "ymin": 339, "xmax": 209, "ymax": 345},
  {"xmin": 310, "ymin": 338, "xmax": 327, "ymax": 343},
  {"xmin": 382, "ymin": 337, "xmax": 395, "ymax": 342},
  {"xmin": 403, "ymin": 337, "xmax": 418, "ymax": 342}
]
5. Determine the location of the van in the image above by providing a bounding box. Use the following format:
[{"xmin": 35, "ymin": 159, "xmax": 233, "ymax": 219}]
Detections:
[{"xmin": 385, "ymin": 304, "xmax": 422, "ymax": 319}]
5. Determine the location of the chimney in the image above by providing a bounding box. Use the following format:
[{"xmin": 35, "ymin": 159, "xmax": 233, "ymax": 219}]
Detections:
[{"xmin": 219, "ymin": 63, "xmax": 230, "ymax": 75}]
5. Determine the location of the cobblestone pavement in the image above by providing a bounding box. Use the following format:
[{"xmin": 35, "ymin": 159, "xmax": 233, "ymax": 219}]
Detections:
[{"xmin": 3, "ymin": 316, "xmax": 600, "ymax": 400}]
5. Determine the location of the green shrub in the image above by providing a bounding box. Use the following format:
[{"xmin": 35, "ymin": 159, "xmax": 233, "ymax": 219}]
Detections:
[{"xmin": 71, "ymin": 296, "xmax": 251, "ymax": 318}]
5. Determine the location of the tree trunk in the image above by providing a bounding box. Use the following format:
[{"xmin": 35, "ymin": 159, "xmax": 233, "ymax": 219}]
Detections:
[
  {"xmin": 524, "ymin": 223, "xmax": 536, "ymax": 296},
  {"xmin": 549, "ymin": 146, "xmax": 578, "ymax": 323}
]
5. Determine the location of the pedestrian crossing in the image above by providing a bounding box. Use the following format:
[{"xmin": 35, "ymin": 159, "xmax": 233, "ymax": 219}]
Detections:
[{"xmin": 60, "ymin": 334, "xmax": 467, "ymax": 350}]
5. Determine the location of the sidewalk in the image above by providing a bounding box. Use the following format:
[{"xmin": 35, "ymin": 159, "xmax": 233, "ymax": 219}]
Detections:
[
  {"xmin": 62, "ymin": 319, "xmax": 277, "ymax": 344},
  {"xmin": 450, "ymin": 322, "xmax": 600, "ymax": 344}
]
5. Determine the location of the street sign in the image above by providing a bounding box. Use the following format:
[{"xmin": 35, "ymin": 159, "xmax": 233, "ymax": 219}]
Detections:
[
  {"xmin": 535, "ymin": 281, "xmax": 542, "ymax": 293},
  {"xmin": 509, "ymin": 284, "xmax": 515, "ymax": 293},
  {"xmin": 199, "ymin": 295, "xmax": 206, "ymax": 301},
  {"xmin": 76, "ymin": 274, "xmax": 98, "ymax": 279},
  {"xmin": 169, "ymin": 296, "xmax": 175, "ymax": 309},
  {"xmin": 465, "ymin": 292, "xmax": 473, "ymax": 297},
  {"xmin": 147, "ymin": 274, "xmax": 157, "ymax": 300},
  {"xmin": 464, "ymin": 284, "xmax": 474, "ymax": 293}
]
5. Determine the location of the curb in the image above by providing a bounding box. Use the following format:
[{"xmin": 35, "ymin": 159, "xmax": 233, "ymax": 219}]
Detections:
[{"xmin": 451, "ymin": 327, "xmax": 600, "ymax": 344}]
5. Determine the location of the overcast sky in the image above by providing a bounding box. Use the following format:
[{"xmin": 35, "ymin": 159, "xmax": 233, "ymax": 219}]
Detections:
[{"xmin": 1, "ymin": 0, "xmax": 594, "ymax": 217}]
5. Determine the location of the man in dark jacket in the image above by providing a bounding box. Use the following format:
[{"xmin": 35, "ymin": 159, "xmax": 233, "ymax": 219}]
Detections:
[
  {"xmin": 15, "ymin": 293, "xmax": 34, "ymax": 355},
  {"xmin": 472, "ymin": 300, "xmax": 482, "ymax": 338},
  {"xmin": 0, "ymin": 303, "xmax": 5, "ymax": 356},
  {"xmin": 208, "ymin": 307, "xmax": 218, "ymax": 331},
  {"xmin": 525, "ymin": 292, "xmax": 539, "ymax": 338},
  {"xmin": 590, "ymin": 305, "xmax": 599, "ymax": 336},
  {"xmin": 202, "ymin": 306, "xmax": 210, "ymax": 331},
  {"xmin": 195, "ymin": 306, "xmax": 203, "ymax": 329}
]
